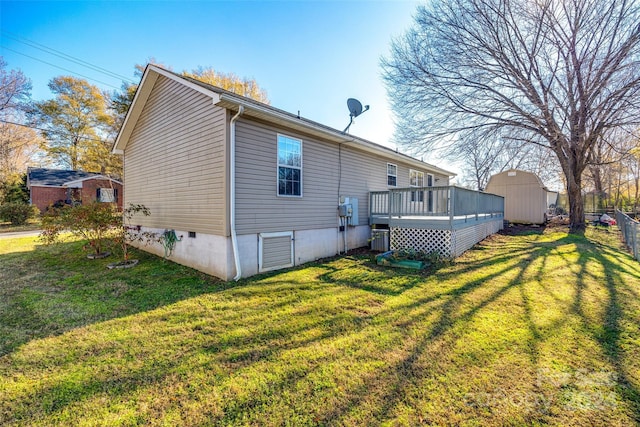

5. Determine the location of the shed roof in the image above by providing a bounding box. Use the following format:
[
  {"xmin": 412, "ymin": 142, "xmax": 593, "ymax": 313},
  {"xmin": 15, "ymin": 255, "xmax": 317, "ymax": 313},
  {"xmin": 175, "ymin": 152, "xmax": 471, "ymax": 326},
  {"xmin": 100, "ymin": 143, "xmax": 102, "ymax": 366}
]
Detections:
[
  {"xmin": 486, "ymin": 169, "xmax": 549, "ymax": 191},
  {"xmin": 113, "ymin": 64, "xmax": 456, "ymax": 178}
]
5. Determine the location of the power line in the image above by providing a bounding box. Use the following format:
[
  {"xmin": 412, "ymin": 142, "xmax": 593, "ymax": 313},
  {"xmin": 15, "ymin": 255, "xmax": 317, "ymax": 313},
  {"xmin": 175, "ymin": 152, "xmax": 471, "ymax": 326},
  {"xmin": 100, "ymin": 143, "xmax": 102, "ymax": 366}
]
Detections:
[
  {"xmin": 1, "ymin": 31, "xmax": 136, "ymax": 84},
  {"xmin": 1, "ymin": 46, "xmax": 123, "ymax": 90},
  {"xmin": 0, "ymin": 119, "xmax": 113, "ymax": 144}
]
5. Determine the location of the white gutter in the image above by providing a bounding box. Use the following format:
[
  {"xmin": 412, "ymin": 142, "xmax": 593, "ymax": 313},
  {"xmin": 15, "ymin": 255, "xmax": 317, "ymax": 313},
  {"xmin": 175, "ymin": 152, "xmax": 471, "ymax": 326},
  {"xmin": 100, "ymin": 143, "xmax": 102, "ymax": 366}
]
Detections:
[{"xmin": 229, "ymin": 105, "xmax": 244, "ymax": 281}]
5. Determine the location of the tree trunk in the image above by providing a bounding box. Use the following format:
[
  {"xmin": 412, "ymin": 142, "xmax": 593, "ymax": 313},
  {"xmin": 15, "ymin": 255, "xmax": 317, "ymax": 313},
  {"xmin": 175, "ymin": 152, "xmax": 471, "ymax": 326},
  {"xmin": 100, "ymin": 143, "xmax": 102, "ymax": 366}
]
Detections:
[
  {"xmin": 634, "ymin": 176, "xmax": 639, "ymax": 214},
  {"xmin": 558, "ymin": 148, "xmax": 586, "ymax": 233},
  {"xmin": 590, "ymin": 165, "xmax": 603, "ymax": 196},
  {"xmin": 567, "ymin": 178, "xmax": 585, "ymax": 233}
]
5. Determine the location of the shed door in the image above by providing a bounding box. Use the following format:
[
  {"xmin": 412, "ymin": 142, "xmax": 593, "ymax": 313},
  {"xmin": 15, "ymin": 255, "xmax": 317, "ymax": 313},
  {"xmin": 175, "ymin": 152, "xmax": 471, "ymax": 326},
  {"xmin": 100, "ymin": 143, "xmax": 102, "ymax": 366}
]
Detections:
[{"xmin": 259, "ymin": 232, "xmax": 294, "ymax": 272}]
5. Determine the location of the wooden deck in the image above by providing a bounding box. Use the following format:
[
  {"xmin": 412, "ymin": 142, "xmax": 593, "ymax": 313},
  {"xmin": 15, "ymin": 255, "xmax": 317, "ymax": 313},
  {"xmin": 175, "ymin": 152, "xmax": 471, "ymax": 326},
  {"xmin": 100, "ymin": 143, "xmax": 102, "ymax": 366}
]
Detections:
[
  {"xmin": 369, "ymin": 186, "xmax": 504, "ymax": 257},
  {"xmin": 370, "ymin": 186, "xmax": 504, "ymax": 230}
]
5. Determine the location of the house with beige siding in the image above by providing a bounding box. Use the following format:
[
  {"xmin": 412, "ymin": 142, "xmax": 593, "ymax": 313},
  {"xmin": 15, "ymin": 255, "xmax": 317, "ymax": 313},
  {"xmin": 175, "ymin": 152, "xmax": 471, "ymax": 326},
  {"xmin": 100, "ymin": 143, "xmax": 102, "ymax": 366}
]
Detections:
[{"xmin": 114, "ymin": 65, "xmax": 502, "ymax": 280}]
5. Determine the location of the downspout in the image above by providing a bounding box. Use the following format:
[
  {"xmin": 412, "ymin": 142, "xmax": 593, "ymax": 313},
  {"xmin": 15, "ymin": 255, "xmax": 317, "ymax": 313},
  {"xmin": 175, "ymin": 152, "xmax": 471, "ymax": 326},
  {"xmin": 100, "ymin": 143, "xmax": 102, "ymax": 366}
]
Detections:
[{"xmin": 230, "ymin": 105, "xmax": 244, "ymax": 281}]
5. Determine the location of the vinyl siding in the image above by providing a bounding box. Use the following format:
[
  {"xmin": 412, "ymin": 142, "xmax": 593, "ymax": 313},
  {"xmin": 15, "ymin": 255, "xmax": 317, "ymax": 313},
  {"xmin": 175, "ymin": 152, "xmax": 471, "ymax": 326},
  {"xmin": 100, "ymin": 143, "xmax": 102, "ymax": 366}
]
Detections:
[
  {"xmin": 234, "ymin": 119, "xmax": 448, "ymax": 235},
  {"xmin": 124, "ymin": 75, "xmax": 228, "ymax": 235}
]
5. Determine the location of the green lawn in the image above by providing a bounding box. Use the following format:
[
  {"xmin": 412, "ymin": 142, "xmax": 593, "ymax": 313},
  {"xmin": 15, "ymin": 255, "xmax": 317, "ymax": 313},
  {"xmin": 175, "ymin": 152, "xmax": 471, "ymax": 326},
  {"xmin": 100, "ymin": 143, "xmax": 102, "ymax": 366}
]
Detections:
[
  {"xmin": 0, "ymin": 227, "xmax": 639, "ymax": 426},
  {"xmin": 0, "ymin": 218, "xmax": 41, "ymax": 233}
]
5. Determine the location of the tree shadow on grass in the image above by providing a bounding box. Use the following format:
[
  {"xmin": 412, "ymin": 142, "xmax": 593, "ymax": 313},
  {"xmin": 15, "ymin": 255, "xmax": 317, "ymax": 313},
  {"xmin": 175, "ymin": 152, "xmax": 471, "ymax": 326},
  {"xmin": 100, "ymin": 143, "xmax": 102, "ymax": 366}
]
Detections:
[
  {"xmin": 571, "ymin": 240, "xmax": 640, "ymax": 421},
  {"xmin": 307, "ymin": 239, "xmax": 549, "ymax": 424},
  {"xmin": 2, "ymin": 230, "xmax": 639, "ymax": 425},
  {"xmin": 316, "ymin": 260, "xmax": 426, "ymax": 296},
  {"xmin": 314, "ymin": 230, "xmax": 640, "ymax": 425}
]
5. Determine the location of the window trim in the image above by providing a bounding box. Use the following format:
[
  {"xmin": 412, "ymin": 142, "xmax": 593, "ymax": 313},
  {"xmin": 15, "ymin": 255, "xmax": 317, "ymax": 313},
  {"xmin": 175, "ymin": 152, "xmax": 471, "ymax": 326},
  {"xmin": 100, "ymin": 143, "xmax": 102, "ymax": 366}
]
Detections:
[
  {"xmin": 98, "ymin": 187, "xmax": 116, "ymax": 203},
  {"xmin": 410, "ymin": 169, "xmax": 425, "ymax": 187},
  {"xmin": 426, "ymin": 173, "xmax": 434, "ymax": 212},
  {"xmin": 276, "ymin": 133, "xmax": 303, "ymax": 198},
  {"xmin": 410, "ymin": 169, "xmax": 425, "ymax": 203},
  {"xmin": 387, "ymin": 163, "xmax": 397, "ymax": 187}
]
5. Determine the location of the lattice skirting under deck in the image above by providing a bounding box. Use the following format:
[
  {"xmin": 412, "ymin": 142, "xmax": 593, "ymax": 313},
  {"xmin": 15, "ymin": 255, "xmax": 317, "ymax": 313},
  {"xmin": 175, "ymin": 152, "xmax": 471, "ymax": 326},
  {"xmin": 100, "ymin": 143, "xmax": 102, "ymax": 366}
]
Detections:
[
  {"xmin": 390, "ymin": 219, "xmax": 503, "ymax": 258},
  {"xmin": 390, "ymin": 227, "xmax": 453, "ymax": 257}
]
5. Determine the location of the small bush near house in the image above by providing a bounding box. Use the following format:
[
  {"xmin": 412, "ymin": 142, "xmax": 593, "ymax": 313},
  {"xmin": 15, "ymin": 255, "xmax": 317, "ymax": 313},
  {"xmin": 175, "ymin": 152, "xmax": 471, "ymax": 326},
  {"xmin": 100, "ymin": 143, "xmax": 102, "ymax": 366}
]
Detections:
[
  {"xmin": 109, "ymin": 203, "xmax": 158, "ymax": 266},
  {"xmin": 0, "ymin": 202, "xmax": 38, "ymax": 225},
  {"xmin": 40, "ymin": 202, "xmax": 120, "ymax": 257}
]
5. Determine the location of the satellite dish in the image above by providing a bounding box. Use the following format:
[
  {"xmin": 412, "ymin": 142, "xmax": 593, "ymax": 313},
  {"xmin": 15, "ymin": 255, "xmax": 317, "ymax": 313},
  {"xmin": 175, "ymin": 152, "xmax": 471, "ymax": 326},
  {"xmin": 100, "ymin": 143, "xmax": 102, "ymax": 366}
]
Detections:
[
  {"xmin": 347, "ymin": 98, "xmax": 363, "ymax": 117},
  {"xmin": 343, "ymin": 98, "xmax": 370, "ymax": 133}
]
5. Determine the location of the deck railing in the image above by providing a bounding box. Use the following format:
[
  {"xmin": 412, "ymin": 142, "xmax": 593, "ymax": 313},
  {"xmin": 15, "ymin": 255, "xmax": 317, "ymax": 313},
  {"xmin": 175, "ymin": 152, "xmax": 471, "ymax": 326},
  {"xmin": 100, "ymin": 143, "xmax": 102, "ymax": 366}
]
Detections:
[
  {"xmin": 370, "ymin": 186, "xmax": 504, "ymax": 229},
  {"xmin": 616, "ymin": 210, "xmax": 639, "ymax": 261}
]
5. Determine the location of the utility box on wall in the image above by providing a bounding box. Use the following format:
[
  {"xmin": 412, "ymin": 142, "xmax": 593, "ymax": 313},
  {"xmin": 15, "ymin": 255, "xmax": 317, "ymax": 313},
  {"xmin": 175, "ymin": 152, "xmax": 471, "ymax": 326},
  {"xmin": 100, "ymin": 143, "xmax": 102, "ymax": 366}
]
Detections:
[
  {"xmin": 340, "ymin": 196, "xmax": 359, "ymax": 226},
  {"xmin": 338, "ymin": 203, "xmax": 352, "ymax": 218}
]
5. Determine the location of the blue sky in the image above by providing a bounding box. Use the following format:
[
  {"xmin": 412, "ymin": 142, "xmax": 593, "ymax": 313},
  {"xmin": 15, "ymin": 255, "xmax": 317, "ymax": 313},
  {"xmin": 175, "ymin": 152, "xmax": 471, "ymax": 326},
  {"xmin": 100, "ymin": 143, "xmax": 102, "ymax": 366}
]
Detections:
[{"xmin": 1, "ymin": 0, "xmax": 457, "ymax": 173}]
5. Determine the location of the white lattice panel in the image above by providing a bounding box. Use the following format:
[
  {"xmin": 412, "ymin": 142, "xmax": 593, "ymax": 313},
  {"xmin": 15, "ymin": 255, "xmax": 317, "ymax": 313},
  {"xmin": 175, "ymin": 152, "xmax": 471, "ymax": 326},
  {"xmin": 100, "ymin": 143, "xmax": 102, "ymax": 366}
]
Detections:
[
  {"xmin": 390, "ymin": 219, "xmax": 503, "ymax": 258},
  {"xmin": 390, "ymin": 227, "xmax": 452, "ymax": 257}
]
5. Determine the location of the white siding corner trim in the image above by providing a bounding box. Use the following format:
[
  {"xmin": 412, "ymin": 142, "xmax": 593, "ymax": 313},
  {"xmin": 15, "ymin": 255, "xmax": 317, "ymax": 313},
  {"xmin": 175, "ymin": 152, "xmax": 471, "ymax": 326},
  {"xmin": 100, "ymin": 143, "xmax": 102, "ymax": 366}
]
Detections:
[{"xmin": 259, "ymin": 231, "xmax": 294, "ymax": 272}]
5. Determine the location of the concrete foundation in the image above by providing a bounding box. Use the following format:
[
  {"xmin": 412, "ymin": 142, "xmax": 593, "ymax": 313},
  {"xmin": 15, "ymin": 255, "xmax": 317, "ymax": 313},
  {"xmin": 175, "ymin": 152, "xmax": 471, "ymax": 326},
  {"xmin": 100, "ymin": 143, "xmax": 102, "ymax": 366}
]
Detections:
[{"xmin": 131, "ymin": 225, "xmax": 372, "ymax": 281}]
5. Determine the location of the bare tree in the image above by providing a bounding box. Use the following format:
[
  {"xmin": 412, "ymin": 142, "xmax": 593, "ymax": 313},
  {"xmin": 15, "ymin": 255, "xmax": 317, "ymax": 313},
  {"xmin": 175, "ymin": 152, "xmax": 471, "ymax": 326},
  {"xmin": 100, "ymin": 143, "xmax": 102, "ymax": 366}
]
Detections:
[
  {"xmin": 0, "ymin": 122, "xmax": 41, "ymax": 184},
  {"xmin": 0, "ymin": 57, "xmax": 31, "ymax": 115},
  {"xmin": 383, "ymin": 0, "xmax": 640, "ymax": 232},
  {"xmin": 452, "ymin": 127, "xmax": 561, "ymax": 190},
  {"xmin": 629, "ymin": 146, "xmax": 640, "ymax": 213},
  {"xmin": 0, "ymin": 57, "xmax": 36, "ymax": 187}
]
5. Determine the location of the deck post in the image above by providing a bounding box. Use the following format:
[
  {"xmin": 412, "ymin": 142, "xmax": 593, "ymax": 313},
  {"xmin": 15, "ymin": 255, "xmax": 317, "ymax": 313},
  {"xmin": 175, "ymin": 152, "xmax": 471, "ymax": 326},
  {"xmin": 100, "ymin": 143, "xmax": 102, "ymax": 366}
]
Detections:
[
  {"xmin": 388, "ymin": 190, "xmax": 392, "ymax": 222},
  {"xmin": 369, "ymin": 192, "xmax": 373, "ymax": 225},
  {"xmin": 449, "ymin": 186, "xmax": 455, "ymax": 229}
]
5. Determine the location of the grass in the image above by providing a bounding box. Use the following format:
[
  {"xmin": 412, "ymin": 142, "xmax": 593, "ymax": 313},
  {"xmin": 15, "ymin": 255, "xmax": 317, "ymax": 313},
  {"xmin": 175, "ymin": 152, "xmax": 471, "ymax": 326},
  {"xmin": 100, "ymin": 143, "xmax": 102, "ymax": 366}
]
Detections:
[
  {"xmin": 0, "ymin": 227, "xmax": 639, "ymax": 426},
  {"xmin": 0, "ymin": 218, "xmax": 41, "ymax": 233}
]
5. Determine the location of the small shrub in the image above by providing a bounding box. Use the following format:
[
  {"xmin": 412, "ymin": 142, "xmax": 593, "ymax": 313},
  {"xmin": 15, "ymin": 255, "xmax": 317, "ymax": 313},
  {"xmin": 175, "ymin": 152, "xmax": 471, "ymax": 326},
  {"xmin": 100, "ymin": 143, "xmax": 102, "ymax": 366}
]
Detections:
[
  {"xmin": 112, "ymin": 204, "xmax": 158, "ymax": 262},
  {"xmin": 40, "ymin": 202, "xmax": 120, "ymax": 256},
  {"xmin": 0, "ymin": 202, "xmax": 38, "ymax": 225}
]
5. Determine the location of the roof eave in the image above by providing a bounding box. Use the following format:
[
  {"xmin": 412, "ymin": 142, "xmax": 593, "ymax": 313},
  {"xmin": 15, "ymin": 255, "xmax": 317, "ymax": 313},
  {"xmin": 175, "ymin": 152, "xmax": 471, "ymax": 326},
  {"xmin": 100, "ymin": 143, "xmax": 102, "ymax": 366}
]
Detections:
[
  {"xmin": 216, "ymin": 93, "xmax": 456, "ymax": 177},
  {"xmin": 114, "ymin": 65, "xmax": 456, "ymax": 178},
  {"xmin": 63, "ymin": 175, "xmax": 123, "ymax": 187},
  {"xmin": 112, "ymin": 65, "xmax": 222, "ymax": 154}
]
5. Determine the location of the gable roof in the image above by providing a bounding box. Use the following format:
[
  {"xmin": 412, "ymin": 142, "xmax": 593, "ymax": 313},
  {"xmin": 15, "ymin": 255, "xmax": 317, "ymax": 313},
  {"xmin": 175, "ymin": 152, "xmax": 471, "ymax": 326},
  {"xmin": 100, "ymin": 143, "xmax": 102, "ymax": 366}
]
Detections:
[
  {"xmin": 486, "ymin": 169, "xmax": 549, "ymax": 191},
  {"xmin": 63, "ymin": 175, "xmax": 123, "ymax": 187},
  {"xmin": 114, "ymin": 65, "xmax": 456, "ymax": 178},
  {"xmin": 27, "ymin": 168, "xmax": 121, "ymax": 187}
]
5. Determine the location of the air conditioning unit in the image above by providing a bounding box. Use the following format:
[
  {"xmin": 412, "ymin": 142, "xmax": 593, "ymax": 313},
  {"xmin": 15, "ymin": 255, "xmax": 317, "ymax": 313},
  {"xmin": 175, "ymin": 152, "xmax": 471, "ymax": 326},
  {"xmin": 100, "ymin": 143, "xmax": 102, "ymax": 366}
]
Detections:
[{"xmin": 371, "ymin": 229, "xmax": 389, "ymax": 252}]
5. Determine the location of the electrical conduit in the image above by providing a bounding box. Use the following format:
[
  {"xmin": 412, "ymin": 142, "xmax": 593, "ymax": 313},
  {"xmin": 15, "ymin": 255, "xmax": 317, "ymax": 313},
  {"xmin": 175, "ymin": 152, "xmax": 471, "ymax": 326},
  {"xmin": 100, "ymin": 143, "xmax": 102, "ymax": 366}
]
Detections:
[{"xmin": 230, "ymin": 105, "xmax": 244, "ymax": 281}]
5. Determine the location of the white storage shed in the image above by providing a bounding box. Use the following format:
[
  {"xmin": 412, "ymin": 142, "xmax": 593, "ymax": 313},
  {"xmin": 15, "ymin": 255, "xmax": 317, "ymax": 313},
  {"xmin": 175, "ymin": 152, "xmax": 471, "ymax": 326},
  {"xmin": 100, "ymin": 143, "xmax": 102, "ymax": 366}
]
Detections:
[{"xmin": 485, "ymin": 169, "xmax": 550, "ymax": 224}]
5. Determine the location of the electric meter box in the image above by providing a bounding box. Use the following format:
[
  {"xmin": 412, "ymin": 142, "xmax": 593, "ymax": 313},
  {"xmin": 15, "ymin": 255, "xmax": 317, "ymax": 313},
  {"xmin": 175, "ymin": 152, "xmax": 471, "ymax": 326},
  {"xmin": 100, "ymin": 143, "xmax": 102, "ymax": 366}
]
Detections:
[
  {"xmin": 339, "ymin": 196, "xmax": 359, "ymax": 226},
  {"xmin": 338, "ymin": 203, "xmax": 352, "ymax": 217}
]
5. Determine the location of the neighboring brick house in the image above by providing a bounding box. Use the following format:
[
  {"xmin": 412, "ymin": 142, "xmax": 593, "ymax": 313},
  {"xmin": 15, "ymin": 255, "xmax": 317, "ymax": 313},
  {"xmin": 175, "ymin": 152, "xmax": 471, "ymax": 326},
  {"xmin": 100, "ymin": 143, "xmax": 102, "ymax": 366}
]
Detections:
[{"xmin": 27, "ymin": 168, "xmax": 123, "ymax": 212}]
